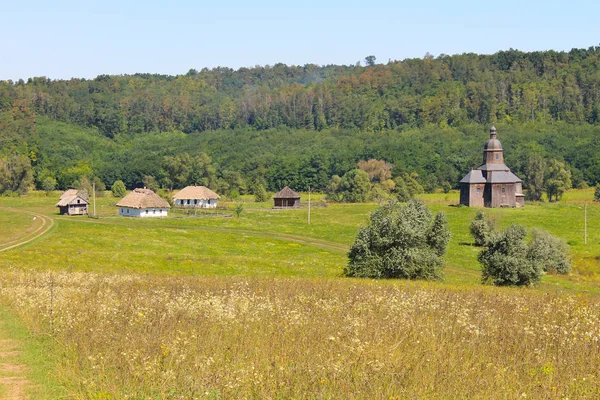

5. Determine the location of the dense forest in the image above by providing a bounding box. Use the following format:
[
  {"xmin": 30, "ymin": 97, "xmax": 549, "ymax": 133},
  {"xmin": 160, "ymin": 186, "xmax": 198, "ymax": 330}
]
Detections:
[{"xmin": 1, "ymin": 46, "xmax": 600, "ymax": 197}]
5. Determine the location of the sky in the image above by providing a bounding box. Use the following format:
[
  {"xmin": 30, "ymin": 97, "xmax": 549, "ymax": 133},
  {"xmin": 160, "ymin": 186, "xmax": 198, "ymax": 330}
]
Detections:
[{"xmin": 1, "ymin": 0, "xmax": 599, "ymax": 80}]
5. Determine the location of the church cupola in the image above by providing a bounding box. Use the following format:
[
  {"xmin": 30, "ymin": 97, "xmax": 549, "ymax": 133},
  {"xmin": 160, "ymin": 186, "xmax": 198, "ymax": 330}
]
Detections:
[{"xmin": 483, "ymin": 125, "xmax": 504, "ymax": 165}]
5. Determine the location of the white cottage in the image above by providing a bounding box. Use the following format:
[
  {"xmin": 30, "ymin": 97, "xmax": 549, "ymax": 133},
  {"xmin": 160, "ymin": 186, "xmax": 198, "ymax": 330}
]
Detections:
[
  {"xmin": 116, "ymin": 188, "xmax": 170, "ymax": 217},
  {"xmin": 172, "ymin": 186, "xmax": 220, "ymax": 208}
]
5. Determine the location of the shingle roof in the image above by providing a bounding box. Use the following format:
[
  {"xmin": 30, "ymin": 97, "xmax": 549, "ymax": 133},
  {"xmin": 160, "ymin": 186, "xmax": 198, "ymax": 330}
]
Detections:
[
  {"xmin": 273, "ymin": 186, "xmax": 300, "ymax": 199},
  {"xmin": 116, "ymin": 189, "xmax": 171, "ymax": 209},
  {"xmin": 459, "ymin": 170, "xmax": 486, "ymax": 184},
  {"xmin": 486, "ymin": 171, "xmax": 522, "ymax": 184},
  {"xmin": 172, "ymin": 186, "xmax": 220, "ymax": 200},
  {"xmin": 477, "ymin": 163, "xmax": 510, "ymax": 172}
]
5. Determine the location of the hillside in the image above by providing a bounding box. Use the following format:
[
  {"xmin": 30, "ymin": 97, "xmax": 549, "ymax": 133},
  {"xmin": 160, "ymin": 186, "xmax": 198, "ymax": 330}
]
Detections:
[{"xmin": 1, "ymin": 47, "xmax": 600, "ymax": 193}]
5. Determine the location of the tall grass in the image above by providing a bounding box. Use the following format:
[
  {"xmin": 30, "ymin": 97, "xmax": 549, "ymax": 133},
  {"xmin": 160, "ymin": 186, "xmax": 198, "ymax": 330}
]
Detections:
[{"xmin": 1, "ymin": 269, "xmax": 598, "ymax": 398}]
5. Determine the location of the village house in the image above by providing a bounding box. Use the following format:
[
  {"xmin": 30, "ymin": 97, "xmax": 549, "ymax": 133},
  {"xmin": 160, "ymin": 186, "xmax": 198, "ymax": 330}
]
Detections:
[
  {"xmin": 116, "ymin": 188, "xmax": 170, "ymax": 217},
  {"xmin": 56, "ymin": 189, "xmax": 89, "ymax": 215},
  {"xmin": 172, "ymin": 185, "xmax": 220, "ymax": 208},
  {"xmin": 459, "ymin": 125, "xmax": 525, "ymax": 208},
  {"xmin": 273, "ymin": 186, "xmax": 301, "ymax": 208}
]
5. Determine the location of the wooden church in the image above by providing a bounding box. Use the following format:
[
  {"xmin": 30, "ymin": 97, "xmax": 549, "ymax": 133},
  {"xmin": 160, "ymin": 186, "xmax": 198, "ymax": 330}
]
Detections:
[{"xmin": 459, "ymin": 125, "xmax": 525, "ymax": 208}]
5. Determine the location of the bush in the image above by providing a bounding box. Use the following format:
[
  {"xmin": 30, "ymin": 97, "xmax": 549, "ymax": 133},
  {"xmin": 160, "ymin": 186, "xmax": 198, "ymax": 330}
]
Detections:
[
  {"xmin": 479, "ymin": 225, "xmax": 542, "ymax": 286},
  {"xmin": 528, "ymin": 229, "xmax": 571, "ymax": 274},
  {"xmin": 111, "ymin": 180, "xmax": 126, "ymax": 198},
  {"xmin": 254, "ymin": 184, "xmax": 268, "ymax": 202},
  {"xmin": 470, "ymin": 211, "xmax": 494, "ymax": 246},
  {"xmin": 594, "ymin": 184, "xmax": 600, "ymax": 202},
  {"xmin": 345, "ymin": 200, "xmax": 450, "ymax": 280}
]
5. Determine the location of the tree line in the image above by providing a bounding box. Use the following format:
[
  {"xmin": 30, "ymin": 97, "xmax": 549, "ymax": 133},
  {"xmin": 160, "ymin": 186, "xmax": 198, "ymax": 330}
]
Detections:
[{"xmin": 1, "ymin": 47, "xmax": 600, "ymax": 137}]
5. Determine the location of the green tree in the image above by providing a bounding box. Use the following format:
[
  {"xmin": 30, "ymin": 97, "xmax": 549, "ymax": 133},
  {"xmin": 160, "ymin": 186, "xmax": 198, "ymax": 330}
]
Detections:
[
  {"xmin": 470, "ymin": 211, "xmax": 495, "ymax": 246},
  {"xmin": 524, "ymin": 154, "xmax": 545, "ymax": 201},
  {"xmin": 364, "ymin": 55, "xmax": 376, "ymax": 67},
  {"xmin": 254, "ymin": 184, "xmax": 268, "ymax": 202},
  {"xmin": 111, "ymin": 180, "xmax": 126, "ymax": 198},
  {"xmin": 143, "ymin": 175, "xmax": 159, "ymax": 192},
  {"xmin": 345, "ymin": 200, "xmax": 450, "ymax": 280},
  {"xmin": 528, "ymin": 229, "xmax": 571, "ymax": 274},
  {"xmin": 0, "ymin": 154, "xmax": 33, "ymax": 195},
  {"xmin": 479, "ymin": 225, "xmax": 542, "ymax": 286},
  {"xmin": 594, "ymin": 184, "xmax": 600, "ymax": 202},
  {"xmin": 544, "ymin": 159, "xmax": 571, "ymax": 202},
  {"xmin": 339, "ymin": 169, "xmax": 371, "ymax": 203},
  {"xmin": 41, "ymin": 176, "xmax": 56, "ymax": 196}
]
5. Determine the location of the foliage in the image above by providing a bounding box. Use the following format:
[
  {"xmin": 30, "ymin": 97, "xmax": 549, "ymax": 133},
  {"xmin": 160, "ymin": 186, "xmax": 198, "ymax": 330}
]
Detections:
[
  {"xmin": 327, "ymin": 169, "xmax": 371, "ymax": 203},
  {"xmin": 41, "ymin": 176, "xmax": 56, "ymax": 195},
  {"xmin": 254, "ymin": 184, "xmax": 268, "ymax": 202},
  {"xmin": 111, "ymin": 180, "xmax": 126, "ymax": 198},
  {"xmin": 0, "ymin": 153, "xmax": 34, "ymax": 195},
  {"xmin": 528, "ymin": 229, "xmax": 571, "ymax": 274},
  {"xmin": 234, "ymin": 204, "xmax": 244, "ymax": 218},
  {"xmin": 346, "ymin": 200, "xmax": 449, "ymax": 280},
  {"xmin": 594, "ymin": 184, "xmax": 600, "ymax": 202},
  {"xmin": 544, "ymin": 159, "xmax": 571, "ymax": 202},
  {"xmin": 470, "ymin": 211, "xmax": 495, "ymax": 246},
  {"xmin": 357, "ymin": 159, "xmax": 393, "ymax": 183},
  {"xmin": 524, "ymin": 154, "xmax": 545, "ymax": 201},
  {"xmin": 394, "ymin": 173, "xmax": 424, "ymax": 202},
  {"xmin": 479, "ymin": 225, "xmax": 543, "ymax": 286},
  {"xmin": 142, "ymin": 175, "xmax": 159, "ymax": 192}
]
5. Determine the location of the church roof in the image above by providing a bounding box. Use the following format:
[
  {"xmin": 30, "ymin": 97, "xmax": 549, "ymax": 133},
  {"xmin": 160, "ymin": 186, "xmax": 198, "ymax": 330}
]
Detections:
[
  {"xmin": 460, "ymin": 170, "xmax": 486, "ymax": 184},
  {"xmin": 483, "ymin": 124, "xmax": 503, "ymax": 151},
  {"xmin": 486, "ymin": 171, "xmax": 522, "ymax": 183},
  {"xmin": 477, "ymin": 163, "xmax": 510, "ymax": 172}
]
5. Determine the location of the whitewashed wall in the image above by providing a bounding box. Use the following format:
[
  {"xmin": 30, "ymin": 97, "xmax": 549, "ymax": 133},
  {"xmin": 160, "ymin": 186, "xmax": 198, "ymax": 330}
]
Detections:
[
  {"xmin": 175, "ymin": 199, "xmax": 217, "ymax": 208},
  {"xmin": 119, "ymin": 207, "xmax": 168, "ymax": 217}
]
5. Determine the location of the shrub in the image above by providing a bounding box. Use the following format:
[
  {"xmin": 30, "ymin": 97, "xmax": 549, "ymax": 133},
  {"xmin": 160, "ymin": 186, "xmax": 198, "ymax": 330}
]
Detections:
[
  {"xmin": 470, "ymin": 211, "xmax": 494, "ymax": 246},
  {"xmin": 254, "ymin": 184, "xmax": 268, "ymax": 202},
  {"xmin": 345, "ymin": 200, "xmax": 450, "ymax": 280},
  {"xmin": 479, "ymin": 225, "xmax": 542, "ymax": 286},
  {"xmin": 111, "ymin": 180, "xmax": 126, "ymax": 198},
  {"xmin": 594, "ymin": 184, "xmax": 600, "ymax": 202},
  {"xmin": 528, "ymin": 229, "xmax": 571, "ymax": 274}
]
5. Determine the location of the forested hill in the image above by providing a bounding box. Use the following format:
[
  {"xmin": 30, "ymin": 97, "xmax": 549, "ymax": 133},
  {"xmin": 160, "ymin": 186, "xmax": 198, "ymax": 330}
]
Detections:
[
  {"xmin": 1, "ymin": 47, "xmax": 600, "ymax": 195},
  {"xmin": 2, "ymin": 47, "xmax": 600, "ymax": 135}
]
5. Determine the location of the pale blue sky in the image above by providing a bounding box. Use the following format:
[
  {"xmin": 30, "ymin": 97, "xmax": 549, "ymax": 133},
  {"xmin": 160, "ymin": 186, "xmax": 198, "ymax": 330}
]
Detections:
[{"xmin": 1, "ymin": 0, "xmax": 598, "ymax": 80}]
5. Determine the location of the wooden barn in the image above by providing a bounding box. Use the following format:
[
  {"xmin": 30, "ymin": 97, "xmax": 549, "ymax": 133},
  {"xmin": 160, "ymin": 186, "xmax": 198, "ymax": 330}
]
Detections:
[
  {"xmin": 273, "ymin": 186, "xmax": 301, "ymax": 208},
  {"xmin": 459, "ymin": 126, "xmax": 525, "ymax": 208},
  {"xmin": 116, "ymin": 188, "xmax": 170, "ymax": 217},
  {"xmin": 173, "ymin": 185, "xmax": 220, "ymax": 208},
  {"xmin": 56, "ymin": 189, "xmax": 89, "ymax": 215}
]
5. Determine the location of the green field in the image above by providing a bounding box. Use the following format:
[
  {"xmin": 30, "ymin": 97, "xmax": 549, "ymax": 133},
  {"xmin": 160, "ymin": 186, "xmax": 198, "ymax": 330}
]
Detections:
[
  {"xmin": 0, "ymin": 190, "xmax": 599, "ymax": 398},
  {"xmin": 1, "ymin": 189, "xmax": 598, "ymax": 291}
]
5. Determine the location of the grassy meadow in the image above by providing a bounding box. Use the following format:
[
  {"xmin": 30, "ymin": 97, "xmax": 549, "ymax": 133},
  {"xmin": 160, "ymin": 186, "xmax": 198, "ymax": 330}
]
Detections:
[{"xmin": 0, "ymin": 189, "xmax": 599, "ymax": 398}]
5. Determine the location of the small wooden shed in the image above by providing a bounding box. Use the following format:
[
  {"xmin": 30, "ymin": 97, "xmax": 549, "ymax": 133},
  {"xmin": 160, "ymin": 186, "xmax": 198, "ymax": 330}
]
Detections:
[
  {"xmin": 56, "ymin": 189, "xmax": 89, "ymax": 215},
  {"xmin": 273, "ymin": 186, "xmax": 301, "ymax": 208}
]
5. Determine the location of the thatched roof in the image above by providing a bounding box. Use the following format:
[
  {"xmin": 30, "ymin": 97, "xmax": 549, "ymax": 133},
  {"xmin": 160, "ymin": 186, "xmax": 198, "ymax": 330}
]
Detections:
[
  {"xmin": 172, "ymin": 186, "xmax": 220, "ymax": 200},
  {"xmin": 56, "ymin": 190, "xmax": 89, "ymax": 207},
  {"xmin": 116, "ymin": 188, "xmax": 170, "ymax": 209},
  {"xmin": 273, "ymin": 186, "xmax": 300, "ymax": 199}
]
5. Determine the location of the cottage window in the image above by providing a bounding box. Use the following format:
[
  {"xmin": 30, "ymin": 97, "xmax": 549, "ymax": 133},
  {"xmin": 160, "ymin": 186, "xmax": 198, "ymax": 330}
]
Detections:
[
  {"xmin": 496, "ymin": 154, "xmax": 499, "ymax": 160},
  {"xmin": 501, "ymin": 186, "xmax": 506, "ymax": 193},
  {"xmin": 146, "ymin": 209, "xmax": 149, "ymax": 214},
  {"xmin": 77, "ymin": 199, "xmax": 81, "ymax": 204},
  {"xmin": 153, "ymin": 209, "xmax": 156, "ymax": 214},
  {"xmin": 127, "ymin": 209, "xmax": 129, "ymax": 214},
  {"xmin": 194, "ymin": 199, "xmax": 198, "ymax": 205},
  {"xmin": 476, "ymin": 186, "xmax": 481, "ymax": 193}
]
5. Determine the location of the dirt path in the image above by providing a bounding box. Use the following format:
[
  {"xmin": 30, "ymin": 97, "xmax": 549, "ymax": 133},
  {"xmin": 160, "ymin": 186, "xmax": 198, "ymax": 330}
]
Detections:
[
  {"xmin": 0, "ymin": 208, "xmax": 54, "ymax": 253},
  {"xmin": 0, "ymin": 324, "xmax": 30, "ymax": 400}
]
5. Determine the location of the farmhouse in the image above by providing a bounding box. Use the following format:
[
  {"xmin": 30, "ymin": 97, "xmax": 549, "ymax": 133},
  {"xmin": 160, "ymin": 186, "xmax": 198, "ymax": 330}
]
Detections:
[
  {"xmin": 56, "ymin": 189, "xmax": 89, "ymax": 215},
  {"xmin": 459, "ymin": 125, "xmax": 525, "ymax": 208},
  {"xmin": 173, "ymin": 185, "xmax": 220, "ymax": 208},
  {"xmin": 273, "ymin": 186, "xmax": 301, "ymax": 208},
  {"xmin": 116, "ymin": 188, "xmax": 170, "ymax": 217}
]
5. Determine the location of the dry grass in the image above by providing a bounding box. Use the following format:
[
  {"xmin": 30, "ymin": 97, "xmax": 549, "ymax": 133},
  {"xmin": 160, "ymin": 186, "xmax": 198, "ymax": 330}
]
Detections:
[{"xmin": 0, "ymin": 269, "xmax": 598, "ymax": 399}]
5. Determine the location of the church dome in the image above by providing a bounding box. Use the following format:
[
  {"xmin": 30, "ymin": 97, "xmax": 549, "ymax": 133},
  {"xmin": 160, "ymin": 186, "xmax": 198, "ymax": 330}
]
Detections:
[{"xmin": 483, "ymin": 125, "xmax": 503, "ymax": 151}]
